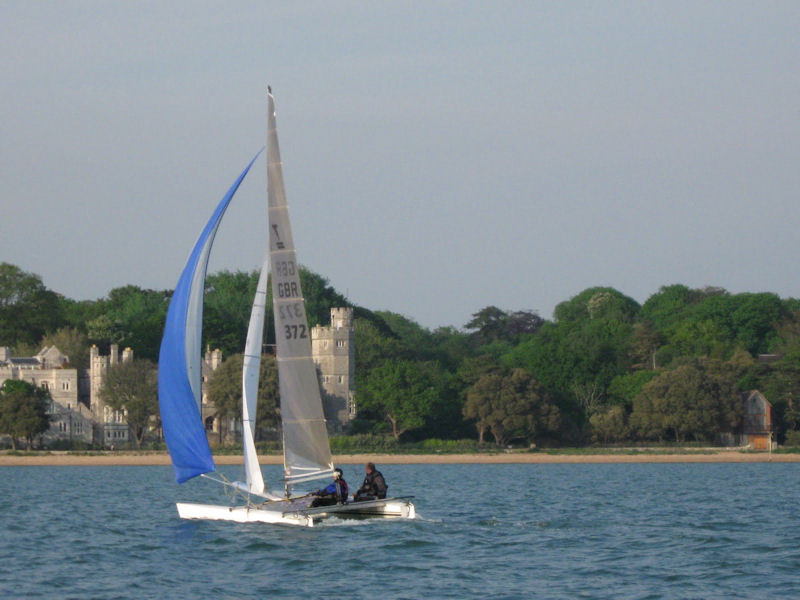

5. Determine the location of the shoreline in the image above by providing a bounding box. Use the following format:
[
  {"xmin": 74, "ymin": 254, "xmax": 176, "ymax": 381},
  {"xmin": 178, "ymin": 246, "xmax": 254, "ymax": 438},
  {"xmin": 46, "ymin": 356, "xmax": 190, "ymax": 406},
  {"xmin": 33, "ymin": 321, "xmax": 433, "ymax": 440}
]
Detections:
[{"xmin": 1, "ymin": 451, "xmax": 798, "ymax": 466}]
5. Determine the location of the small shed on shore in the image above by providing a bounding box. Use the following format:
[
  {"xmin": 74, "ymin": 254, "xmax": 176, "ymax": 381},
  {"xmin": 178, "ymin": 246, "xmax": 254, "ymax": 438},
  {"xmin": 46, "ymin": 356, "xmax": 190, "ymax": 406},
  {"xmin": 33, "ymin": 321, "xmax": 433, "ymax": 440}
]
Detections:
[
  {"xmin": 741, "ymin": 390, "xmax": 773, "ymax": 450},
  {"xmin": 719, "ymin": 390, "xmax": 774, "ymax": 449}
]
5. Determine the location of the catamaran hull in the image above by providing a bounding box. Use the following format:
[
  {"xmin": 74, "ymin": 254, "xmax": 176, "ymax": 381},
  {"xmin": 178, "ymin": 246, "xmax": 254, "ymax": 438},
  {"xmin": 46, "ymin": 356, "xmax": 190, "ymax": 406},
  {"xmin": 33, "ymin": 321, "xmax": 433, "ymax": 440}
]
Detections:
[
  {"xmin": 176, "ymin": 502, "xmax": 314, "ymax": 527},
  {"xmin": 176, "ymin": 497, "xmax": 415, "ymax": 528}
]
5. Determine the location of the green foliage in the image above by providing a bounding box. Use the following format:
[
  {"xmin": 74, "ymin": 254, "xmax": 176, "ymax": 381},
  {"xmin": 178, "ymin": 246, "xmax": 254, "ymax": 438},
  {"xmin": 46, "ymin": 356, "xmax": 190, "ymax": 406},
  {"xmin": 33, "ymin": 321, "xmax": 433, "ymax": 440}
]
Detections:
[
  {"xmin": 554, "ymin": 287, "xmax": 640, "ymax": 324},
  {"xmin": 0, "ymin": 263, "xmax": 64, "ymax": 348},
  {"xmin": 464, "ymin": 368, "xmax": 560, "ymax": 446},
  {"xmin": 99, "ymin": 359, "xmax": 158, "ymax": 447},
  {"xmin": 203, "ymin": 270, "xmax": 260, "ymax": 357},
  {"xmin": 357, "ymin": 360, "xmax": 450, "ymax": 440},
  {"xmin": 465, "ymin": 306, "xmax": 544, "ymax": 345},
  {"xmin": 202, "ymin": 267, "xmax": 351, "ymax": 357},
  {"xmin": 86, "ymin": 286, "xmax": 171, "ymax": 361},
  {"xmin": 783, "ymin": 430, "xmax": 800, "ymax": 447},
  {"xmin": 40, "ymin": 327, "xmax": 90, "ymax": 371},
  {"xmin": 329, "ymin": 434, "xmax": 399, "ymax": 453},
  {"xmin": 328, "ymin": 435, "xmax": 486, "ymax": 454},
  {"xmin": 0, "ymin": 379, "xmax": 51, "ymax": 449},
  {"xmin": 630, "ymin": 362, "xmax": 741, "ymax": 442},
  {"xmin": 5, "ymin": 259, "xmax": 800, "ymax": 449},
  {"xmin": 606, "ymin": 371, "xmax": 658, "ymax": 407},
  {"xmin": 503, "ymin": 299, "xmax": 635, "ymax": 434},
  {"xmin": 206, "ymin": 353, "xmax": 279, "ymax": 439},
  {"xmin": 589, "ymin": 405, "xmax": 629, "ymax": 444}
]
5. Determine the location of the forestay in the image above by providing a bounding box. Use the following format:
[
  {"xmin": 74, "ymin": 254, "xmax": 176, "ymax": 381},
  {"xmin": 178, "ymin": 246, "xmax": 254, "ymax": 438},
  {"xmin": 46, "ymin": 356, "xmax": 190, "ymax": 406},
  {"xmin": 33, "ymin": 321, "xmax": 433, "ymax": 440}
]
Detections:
[
  {"xmin": 267, "ymin": 91, "xmax": 334, "ymax": 485},
  {"xmin": 159, "ymin": 151, "xmax": 261, "ymax": 484}
]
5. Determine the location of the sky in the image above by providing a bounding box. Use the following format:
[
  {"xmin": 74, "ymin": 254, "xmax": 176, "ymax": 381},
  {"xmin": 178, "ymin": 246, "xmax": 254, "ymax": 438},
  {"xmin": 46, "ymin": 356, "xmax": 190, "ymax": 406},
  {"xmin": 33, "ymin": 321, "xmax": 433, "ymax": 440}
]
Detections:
[{"xmin": 1, "ymin": 2, "xmax": 799, "ymax": 329}]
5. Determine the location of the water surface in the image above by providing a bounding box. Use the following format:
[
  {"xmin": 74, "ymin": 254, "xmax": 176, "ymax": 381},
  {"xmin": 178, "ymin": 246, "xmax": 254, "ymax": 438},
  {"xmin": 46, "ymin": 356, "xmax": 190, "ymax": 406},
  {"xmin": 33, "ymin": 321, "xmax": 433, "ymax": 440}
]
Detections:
[{"xmin": 1, "ymin": 463, "xmax": 798, "ymax": 599}]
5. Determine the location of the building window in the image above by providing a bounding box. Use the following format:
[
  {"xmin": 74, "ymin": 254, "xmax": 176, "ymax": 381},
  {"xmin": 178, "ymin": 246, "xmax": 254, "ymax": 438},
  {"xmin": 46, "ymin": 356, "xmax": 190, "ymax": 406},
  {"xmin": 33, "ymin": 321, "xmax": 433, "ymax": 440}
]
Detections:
[
  {"xmin": 41, "ymin": 382, "xmax": 49, "ymax": 390},
  {"xmin": 336, "ymin": 340, "xmax": 345, "ymax": 348},
  {"xmin": 323, "ymin": 341, "xmax": 328, "ymax": 349},
  {"xmin": 338, "ymin": 375, "xmax": 344, "ymax": 384},
  {"xmin": 62, "ymin": 381, "xmax": 70, "ymax": 391}
]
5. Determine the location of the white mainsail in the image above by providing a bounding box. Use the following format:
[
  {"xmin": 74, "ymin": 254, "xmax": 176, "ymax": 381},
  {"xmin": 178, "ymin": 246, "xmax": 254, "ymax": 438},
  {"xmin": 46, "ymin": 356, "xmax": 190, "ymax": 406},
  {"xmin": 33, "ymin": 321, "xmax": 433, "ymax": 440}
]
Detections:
[
  {"xmin": 240, "ymin": 253, "xmax": 269, "ymax": 495},
  {"xmin": 267, "ymin": 90, "xmax": 334, "ymax": 486}
]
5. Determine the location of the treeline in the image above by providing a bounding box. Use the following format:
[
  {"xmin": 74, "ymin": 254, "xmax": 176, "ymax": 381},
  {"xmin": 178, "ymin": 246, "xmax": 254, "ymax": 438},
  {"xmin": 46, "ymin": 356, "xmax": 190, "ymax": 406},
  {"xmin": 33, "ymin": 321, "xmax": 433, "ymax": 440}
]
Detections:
[{"xmin": 3, "ymin": 262, "xmax": 800, "ymax": 446}]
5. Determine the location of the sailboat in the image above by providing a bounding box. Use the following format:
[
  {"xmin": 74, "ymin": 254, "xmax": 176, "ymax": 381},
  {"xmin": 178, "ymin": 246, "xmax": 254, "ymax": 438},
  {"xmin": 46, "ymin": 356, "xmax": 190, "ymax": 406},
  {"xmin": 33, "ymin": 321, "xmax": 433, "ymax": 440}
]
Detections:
[{"xmin": 158, "ymin": 89, "xmax": 415, "ymax": 527}]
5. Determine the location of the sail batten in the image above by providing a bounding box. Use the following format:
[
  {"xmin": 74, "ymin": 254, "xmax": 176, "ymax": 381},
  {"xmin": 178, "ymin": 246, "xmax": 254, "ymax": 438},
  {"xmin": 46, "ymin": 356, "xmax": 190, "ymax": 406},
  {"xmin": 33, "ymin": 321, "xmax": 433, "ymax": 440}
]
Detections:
[
  {"xmin": 159, "ymin": 150, "xmax": 262, "ymax": 484},
  {"xmin": 267, "ymin": 91, "xmax": 334, "ymax": 484}
]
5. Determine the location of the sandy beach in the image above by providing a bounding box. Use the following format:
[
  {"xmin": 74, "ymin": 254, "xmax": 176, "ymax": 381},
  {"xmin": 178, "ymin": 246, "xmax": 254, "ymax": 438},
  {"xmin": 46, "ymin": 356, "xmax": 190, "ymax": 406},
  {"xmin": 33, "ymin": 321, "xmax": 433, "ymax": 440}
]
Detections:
[{"xmin": 1, "ymin": 451, "xmax": 798, "ymax": 466}]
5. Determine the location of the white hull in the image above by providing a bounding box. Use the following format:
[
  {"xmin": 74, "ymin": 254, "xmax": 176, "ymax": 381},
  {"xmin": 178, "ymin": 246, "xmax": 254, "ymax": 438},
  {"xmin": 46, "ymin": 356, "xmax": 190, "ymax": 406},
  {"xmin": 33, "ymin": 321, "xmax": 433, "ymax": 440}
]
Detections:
[{"xmin": 176, "ymin": 497, "xmax": 415, "ymax": 528}]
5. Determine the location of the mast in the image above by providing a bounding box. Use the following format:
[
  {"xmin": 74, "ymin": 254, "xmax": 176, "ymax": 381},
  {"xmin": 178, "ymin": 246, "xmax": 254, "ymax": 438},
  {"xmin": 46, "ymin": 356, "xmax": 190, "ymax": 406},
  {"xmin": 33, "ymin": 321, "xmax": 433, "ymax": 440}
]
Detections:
[{"xmin": 267, "ymin": 87, "xmax": 334, "ymax": 490}]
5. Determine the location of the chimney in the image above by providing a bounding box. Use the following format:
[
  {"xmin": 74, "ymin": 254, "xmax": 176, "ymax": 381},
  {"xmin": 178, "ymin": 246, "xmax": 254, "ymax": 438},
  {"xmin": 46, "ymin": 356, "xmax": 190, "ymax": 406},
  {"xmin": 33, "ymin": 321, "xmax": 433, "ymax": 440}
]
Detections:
[
  {"xmin": 122, "ymin": 347, "xmax": 134, "ymax": 363},
  {"xmin": 110, "ymin": 344, "xmax": 119, "ymax": 365}
]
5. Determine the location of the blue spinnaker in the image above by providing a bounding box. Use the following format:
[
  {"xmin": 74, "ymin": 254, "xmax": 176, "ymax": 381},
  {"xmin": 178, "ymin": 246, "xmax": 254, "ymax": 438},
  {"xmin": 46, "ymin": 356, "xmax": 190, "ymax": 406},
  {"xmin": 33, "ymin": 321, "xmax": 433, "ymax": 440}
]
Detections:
[{"xmin": 159, "ymin": 150, "xmax": 262, "ymax": 483}]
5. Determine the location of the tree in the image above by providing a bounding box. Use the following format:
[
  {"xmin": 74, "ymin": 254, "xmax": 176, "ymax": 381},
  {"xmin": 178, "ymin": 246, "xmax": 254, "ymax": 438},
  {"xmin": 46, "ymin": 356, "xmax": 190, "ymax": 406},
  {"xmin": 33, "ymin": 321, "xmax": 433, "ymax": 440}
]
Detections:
[
  {"xmin": 630, "ymin": 321, "xmax": 662, "ymax": 369},
  {"xmin": 639, "ymin": 284, "xmax": 704, "ymax": 331},
  {"xmin": 357, "ymin": 360, "xmax": 443, "ymax": 440},
  {"xmin": 85, "ymin": 286, "xmax": 171, "ymax": 361},
  {"xmin": 99, "ymin": 359, "xmax": 158, "ymax": 446},
  {"xmin": 504, "ymin": 312, "xmax": 635, "ymax": 439},
  {"xmin": 0, "ymin": 380, "xmax": 51, "ymax": 449},
  {"xmin": 464, "ymin": 369, "xmax": 560, "ymax": 446},
  {"xmin": 606, "ymin": 371, "xmax": 657, "ymax": 408},
  {"xmin": 0, "ymin": 263, "xmax": 64, "ymax": 348},
  {"xmin": 590, "ymin": 405, "xmax": 629, "ymax": 444},
  {"xmin": 203, "ymin": 270, "xmax": 260, "ymax": 357},
  {"xmin": 630, "ymin": 362, "xmax": 741, "ymax": 442},
  {"xmin": 40, "ymin": 327, "xmax": 90, "ymax": 371},
  {"xmin": 206, "ymin": 353, "xmax": 279, "ymax": 441},
  {"xmin": 554, "ymin": 287, "xmax": 640, "ymax": 324},
  {"xmin": 354, "ymin": 318, "xmax": 411, "ymax": 374},
  {"xmin": 465, "ymin": 306, "xmax": 544, "ymax": 344}
]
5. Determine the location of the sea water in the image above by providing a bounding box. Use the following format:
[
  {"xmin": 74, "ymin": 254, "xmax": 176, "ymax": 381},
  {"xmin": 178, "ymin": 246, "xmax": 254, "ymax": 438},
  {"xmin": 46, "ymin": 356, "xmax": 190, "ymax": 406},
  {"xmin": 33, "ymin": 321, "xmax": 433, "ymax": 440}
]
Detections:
[{"xmin": 1, "ymin": 463, "xmax": 798, "ymax": 599}]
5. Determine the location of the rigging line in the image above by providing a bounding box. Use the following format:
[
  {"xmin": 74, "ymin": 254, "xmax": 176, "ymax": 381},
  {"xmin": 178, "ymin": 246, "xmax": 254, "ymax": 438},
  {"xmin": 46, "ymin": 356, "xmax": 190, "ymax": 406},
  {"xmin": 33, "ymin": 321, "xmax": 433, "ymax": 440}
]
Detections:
[{"xmin": 203, "ymin": 473, "xmax": 259, "ymax": 506}]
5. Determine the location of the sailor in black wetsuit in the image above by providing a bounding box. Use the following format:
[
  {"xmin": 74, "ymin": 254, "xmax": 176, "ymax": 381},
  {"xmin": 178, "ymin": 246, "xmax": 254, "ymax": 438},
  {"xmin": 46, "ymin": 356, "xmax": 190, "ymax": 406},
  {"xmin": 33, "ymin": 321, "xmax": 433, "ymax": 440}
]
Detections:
[
  {"xmin": 353, "ymin": 462, "xmax": 388, "ymax": 502},
  {"xmin": 310, "ymin": 468, "xmax": 348, "ymax": 507}
]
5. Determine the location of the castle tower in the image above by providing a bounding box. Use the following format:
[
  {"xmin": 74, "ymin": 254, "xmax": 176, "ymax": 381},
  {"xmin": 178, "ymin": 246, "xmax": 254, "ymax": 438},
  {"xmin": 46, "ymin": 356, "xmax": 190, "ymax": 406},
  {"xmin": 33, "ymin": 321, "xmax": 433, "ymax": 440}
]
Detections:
[
  {"xmin": 89, "ymin": 344, "xmax": 131, "ymax": 446},
  {"xmin": 311, "ymin": 307, "xmax": 356, "ymax": 429}
]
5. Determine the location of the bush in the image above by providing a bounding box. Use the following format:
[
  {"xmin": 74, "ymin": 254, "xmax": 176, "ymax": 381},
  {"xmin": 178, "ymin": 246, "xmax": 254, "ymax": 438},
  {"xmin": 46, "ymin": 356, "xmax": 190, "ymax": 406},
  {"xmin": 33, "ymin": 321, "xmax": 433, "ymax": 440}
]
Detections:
[
  {"xmin": 46, "ymin": 439, "xmax": 95, "ymax": 451},
  {"xmin": 784, "ymin": 430, "xmax": 800, "ymax": 447},
  {"xmin": 329, "ymin": 434, "xmax": 399, "ymax": 453}
]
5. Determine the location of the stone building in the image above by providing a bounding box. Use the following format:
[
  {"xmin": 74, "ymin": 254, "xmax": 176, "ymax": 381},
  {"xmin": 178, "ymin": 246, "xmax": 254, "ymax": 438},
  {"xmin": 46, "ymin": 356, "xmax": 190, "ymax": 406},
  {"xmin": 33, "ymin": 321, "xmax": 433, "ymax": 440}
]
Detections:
[
  {"xmin": 0, "ymin": 345, "xmax": 93, "ymax": 444},
  {"xmin": 88, "ymin": 344, "xmax": 132, "ymax": 446},
  {"xmin": 199, "ymin": 307, "xmax": 357, "ymax": 442},
  {"xmin": 200, "ymin": 348, "xmax": 228, "ymax": 443},
  {"xmin": 311, "ymin": 307, "xmax": 356, "ymax": 430}
]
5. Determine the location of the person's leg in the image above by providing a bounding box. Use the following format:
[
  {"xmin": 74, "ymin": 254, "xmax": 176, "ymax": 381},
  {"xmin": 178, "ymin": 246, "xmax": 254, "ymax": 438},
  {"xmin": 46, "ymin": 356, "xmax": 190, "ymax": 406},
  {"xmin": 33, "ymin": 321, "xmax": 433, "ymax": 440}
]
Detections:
[{"xmin": 311, "ymin": 495, "xmax": 337, "ymax": 507}]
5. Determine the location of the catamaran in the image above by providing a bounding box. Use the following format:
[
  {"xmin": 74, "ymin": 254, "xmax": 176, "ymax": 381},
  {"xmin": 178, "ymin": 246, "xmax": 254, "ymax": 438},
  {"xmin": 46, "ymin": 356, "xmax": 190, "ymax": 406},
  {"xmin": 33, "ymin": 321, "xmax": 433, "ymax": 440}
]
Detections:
[{"xmin": 158, "ymin": 89, "xmax": 415, "ymax": 527}]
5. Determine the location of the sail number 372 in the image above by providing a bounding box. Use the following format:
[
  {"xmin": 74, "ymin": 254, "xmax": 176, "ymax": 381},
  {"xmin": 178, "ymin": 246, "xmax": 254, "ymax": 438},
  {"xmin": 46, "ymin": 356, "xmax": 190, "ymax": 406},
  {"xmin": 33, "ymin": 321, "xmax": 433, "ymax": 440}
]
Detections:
[{"xmin": 285, "ymin": 324, "xmax": 308, "ymax": 339}]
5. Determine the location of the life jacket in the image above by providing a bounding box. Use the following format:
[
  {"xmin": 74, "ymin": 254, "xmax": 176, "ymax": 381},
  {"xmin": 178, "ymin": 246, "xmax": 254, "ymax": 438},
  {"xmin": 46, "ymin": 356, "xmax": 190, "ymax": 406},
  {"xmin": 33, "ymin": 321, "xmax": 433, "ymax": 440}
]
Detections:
[
  {"xmin": 335, "ymin": 478, "xmax": 349, "ymax": 503},
  {"xmin": 361, "ymin": 471, "xmax": 387, "ymax": 498}
]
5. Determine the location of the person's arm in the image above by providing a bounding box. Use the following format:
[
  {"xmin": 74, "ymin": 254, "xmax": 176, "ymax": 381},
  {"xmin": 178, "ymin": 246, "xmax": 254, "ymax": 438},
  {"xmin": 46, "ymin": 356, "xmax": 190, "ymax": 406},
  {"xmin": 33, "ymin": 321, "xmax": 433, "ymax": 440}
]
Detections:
[{"xmin": 374, "ymin": 473, "xmax": 387, "ymax": 495}]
